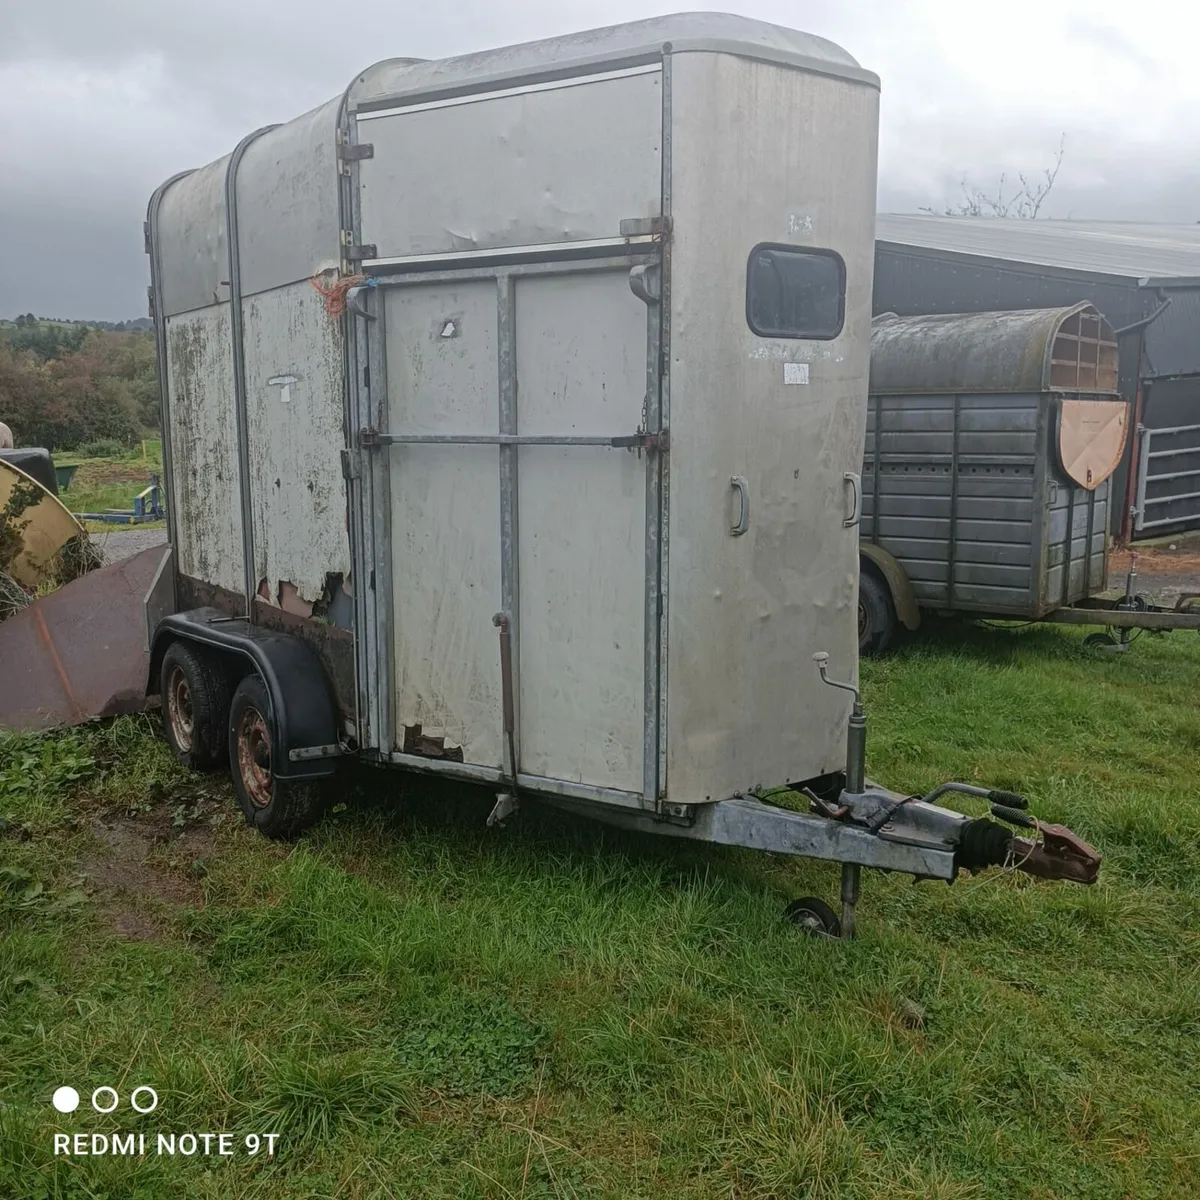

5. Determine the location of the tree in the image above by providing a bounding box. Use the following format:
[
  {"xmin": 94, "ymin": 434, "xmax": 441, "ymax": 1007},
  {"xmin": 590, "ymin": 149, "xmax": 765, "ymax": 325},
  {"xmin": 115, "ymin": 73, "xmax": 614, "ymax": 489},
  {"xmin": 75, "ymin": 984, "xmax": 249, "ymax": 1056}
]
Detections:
[{"xmin": 924, "ymin": 135, "xmax": 1065, "ymax": 219}]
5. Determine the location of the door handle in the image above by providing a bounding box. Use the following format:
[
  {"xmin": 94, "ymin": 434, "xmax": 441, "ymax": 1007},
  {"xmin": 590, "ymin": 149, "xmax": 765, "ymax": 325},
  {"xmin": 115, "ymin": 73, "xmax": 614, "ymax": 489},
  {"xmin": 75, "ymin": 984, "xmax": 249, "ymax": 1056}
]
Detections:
[
  {"xmin": 843, "ymin": 471, "xmax": 862, "ymax": 528},
  {"xmin": 730, "ymin": 475, "xmax": 750, "ymax": 536}
]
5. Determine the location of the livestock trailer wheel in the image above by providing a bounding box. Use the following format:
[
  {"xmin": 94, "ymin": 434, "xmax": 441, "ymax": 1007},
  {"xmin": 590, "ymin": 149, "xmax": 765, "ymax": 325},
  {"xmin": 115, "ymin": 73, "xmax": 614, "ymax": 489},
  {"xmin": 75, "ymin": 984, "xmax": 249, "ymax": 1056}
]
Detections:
[
  {"xmin": 159, "ymin": 641, "xmax": 231, "ymax": 771},
  {"xmin": 228, "ymin": 673, "xmax": 326, "ymax": 839},
  {"xmin": 858, "ymin": 569, "xmax": 897, "ymax": 657},
  {"xmin": 784, "ymin": 896, "xmax": 841, "ymax": 939},
  {"xmin": 1083, "ymin": 631, "xmax": 1121, "ymax": 650}
]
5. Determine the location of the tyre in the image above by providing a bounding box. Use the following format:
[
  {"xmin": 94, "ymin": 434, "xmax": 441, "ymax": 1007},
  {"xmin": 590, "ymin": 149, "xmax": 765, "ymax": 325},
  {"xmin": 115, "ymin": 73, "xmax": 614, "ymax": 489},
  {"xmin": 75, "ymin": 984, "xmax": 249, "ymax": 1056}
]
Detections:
[
  {"xmin": 228, "ymin": 673, "xmax": 327, "ymax": 839},
  {"xmin": 160, "ymin": 641, "xmax": 232, "ymax": 770},
  {"xmin": 858, "ymin": 567, "xmax": 897, "ymax": 657},
  {"xmin": 784, "ymin": 896, "xmax": 841, "ymax": 939}
]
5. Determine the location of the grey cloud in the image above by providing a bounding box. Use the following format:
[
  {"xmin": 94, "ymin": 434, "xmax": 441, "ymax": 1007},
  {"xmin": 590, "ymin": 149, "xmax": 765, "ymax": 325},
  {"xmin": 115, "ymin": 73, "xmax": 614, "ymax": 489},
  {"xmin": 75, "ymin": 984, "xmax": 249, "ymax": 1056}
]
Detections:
[{"xmin": 1, "ymin": 0, "xmax": 1197, "ymax": 320}]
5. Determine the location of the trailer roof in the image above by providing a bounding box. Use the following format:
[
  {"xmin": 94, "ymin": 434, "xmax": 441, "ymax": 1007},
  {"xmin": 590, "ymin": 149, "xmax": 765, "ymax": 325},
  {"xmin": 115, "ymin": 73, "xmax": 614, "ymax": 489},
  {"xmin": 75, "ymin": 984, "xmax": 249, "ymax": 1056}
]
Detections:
[
  {"xmin": 870, "ymin": 303, "xmax": 1119, "ymax": 395},
  {"xmin": 876, "ymin": 215, "xmax": 1200, "ymax": 284},
  {"xmin": 350, "ymin": 12, "xmax": 878, "ymax": 111}
]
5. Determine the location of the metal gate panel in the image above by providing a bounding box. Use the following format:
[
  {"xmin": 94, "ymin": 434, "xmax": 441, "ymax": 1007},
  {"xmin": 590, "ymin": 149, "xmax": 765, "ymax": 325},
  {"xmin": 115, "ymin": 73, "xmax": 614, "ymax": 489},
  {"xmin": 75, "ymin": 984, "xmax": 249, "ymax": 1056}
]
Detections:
[
  {"xmin": 1133, "ymin": 421, "xmax": 1200, "ymax": 536},
  {"xmin": 384, "ymin": 280, "xmax": 505, "ymax": 766},
  {"xmin": 513, "ymin": 268, "xmax": 649, "ymax": 793}
]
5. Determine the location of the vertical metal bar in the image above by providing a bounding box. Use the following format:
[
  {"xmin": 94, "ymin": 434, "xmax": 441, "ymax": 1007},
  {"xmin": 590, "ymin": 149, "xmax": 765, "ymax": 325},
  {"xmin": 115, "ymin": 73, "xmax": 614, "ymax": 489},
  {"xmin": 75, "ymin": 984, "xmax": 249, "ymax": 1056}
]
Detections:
[
  {"xmin": 871, "ymin": 393, "xmax": 882, "ymax": 542},
  {"xmin": 1083, "ymin": 473, "xmax": 1097, "ymax": 594},
  {"xmin": 497, "ymin": 273, "xmax": 521, "ymax": 775},
  {"xmin": 1134, "ymin": 424, "xmax": 1150, "ymax": 534},
  {"xmin": 337, "ymin": 101, "xmax": 376, "ymax": 747},
  {"xmin": 648, "ymin": 46, "xmax": 672, "ymax": 811},
  {"xmin": 1062, "ymin": 483, "xmax": 1076, "ymax": 607},
  {"xmin": 946, "ymin": 394, "xmax": 959, "ymax": 609},
  {"xmin": 224, "ymin": 125, "xmax": 279, "ymax": 621},
  {"xmin": 145, "ymin": 170, "xmax": 195, "ymax": 558}
]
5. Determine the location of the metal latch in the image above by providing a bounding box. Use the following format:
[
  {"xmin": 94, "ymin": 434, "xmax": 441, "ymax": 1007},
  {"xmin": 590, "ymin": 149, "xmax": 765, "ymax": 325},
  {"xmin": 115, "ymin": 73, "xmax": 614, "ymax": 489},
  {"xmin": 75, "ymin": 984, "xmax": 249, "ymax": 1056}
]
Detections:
[
  {"xmin": 611, "ymin": 430, "xmax": 670, "ymax": 453},
  {"xmin": 619, "ymin": 215, "xmax": 673, "ymax": 241}
]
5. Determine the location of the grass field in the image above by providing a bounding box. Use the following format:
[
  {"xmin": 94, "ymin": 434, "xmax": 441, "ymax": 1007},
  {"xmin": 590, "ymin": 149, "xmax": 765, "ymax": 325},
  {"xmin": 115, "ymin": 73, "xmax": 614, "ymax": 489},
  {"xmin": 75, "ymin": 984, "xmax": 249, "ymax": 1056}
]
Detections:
[
  {"xmin": 2, "ymin": 621, "xmax": 1199, "ymax": 1198},
  {"xmin": 55, "ymin": 444, "xmax": 164, "ymax": 530}
]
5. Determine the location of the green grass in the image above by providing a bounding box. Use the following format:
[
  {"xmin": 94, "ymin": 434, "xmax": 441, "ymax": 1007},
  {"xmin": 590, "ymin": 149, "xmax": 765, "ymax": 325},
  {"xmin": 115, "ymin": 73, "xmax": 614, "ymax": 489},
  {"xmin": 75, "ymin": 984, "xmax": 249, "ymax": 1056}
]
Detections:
[
  {"xmin": 53, "ymin": 447, "xmax": 165, "ymax": 530},
  {"xmin": 2, "ymin": 624, "xmax": 1199, "ymax": 1197}
]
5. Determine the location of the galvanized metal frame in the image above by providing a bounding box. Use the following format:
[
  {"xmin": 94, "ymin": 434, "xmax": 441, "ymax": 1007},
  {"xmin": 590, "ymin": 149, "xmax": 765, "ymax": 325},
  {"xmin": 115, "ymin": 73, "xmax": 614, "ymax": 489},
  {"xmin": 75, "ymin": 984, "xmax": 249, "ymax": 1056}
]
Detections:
[
  {"xmin": 224, "ymin": 125, "xmax": 280, "ymax": 619},
  {"xmin": 1134, "ymin": 421, "xmax": 1200, "ymax": 532},
  {"xmin": 340, "ymin": 44, "xmax": 674, "ymax": 814},
  {"xmin": 653, "ymin": 47, "xmax": 673, "ymax": 807},
  {"xmin": 338, "ymin": 87, "xmax": 380, "ymax": 747},
  {"xmin": 145, "ymin": 170, "xmax": 197, "ymax": 553},
  {"xmin": 356, "ymin": 62, "xmax": 664, "ymax": 122},
  {"xmin": 363, "ymin": 243, "xmax": 665, "ymax": 805}
]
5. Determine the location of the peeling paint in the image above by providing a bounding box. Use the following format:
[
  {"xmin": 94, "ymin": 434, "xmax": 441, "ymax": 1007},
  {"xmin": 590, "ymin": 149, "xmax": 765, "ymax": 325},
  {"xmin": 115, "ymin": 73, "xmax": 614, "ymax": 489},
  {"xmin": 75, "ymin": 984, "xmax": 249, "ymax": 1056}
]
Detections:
[
  {"xmin": 166, "ymin": 308, "xmax": 245, "ymax": 595},
  {"xmin": 243, "ymin": 282, "xmax": 351, "ymax": 603}
]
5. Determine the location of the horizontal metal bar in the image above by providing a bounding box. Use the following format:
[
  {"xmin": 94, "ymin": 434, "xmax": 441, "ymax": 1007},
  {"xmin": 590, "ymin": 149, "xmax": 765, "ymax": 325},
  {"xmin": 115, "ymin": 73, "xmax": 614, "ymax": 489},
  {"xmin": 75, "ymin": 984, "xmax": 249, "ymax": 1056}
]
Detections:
[
  {"xmin": 1042, "ymin": 607, "xmax": 1200, "ymax": 631},
  {"xmin": 356, "ymin": 62, "xmax": 662, "ymax": 121},
  {"xmin": 1142, "ymin": 488, "xmax": 1200, "ymax": 507},
  {"xmin": 545, "ymin": 794, "xmax": 957, "ymax": 879},
  {"xmin": 364, "ymin": 237, "xmax": 653, "ymax": 271},
  {"xmin": 386, "ymin": 750, "xmax": 649, "ymax": 811},
  {"xmin": 1142, "ymin": 467, "xmax": 1200, "ymax": 483},
  {"xmin": 366, "ymin": 431, "xmax": 664, "ymax": 449},
  {"xmin": 1145, "ymin": 422, "xmax": 1200, "ymax": 438},
  {"xmin": 368, "ymin": 251, "xmax": 658, "ymax": 286}
]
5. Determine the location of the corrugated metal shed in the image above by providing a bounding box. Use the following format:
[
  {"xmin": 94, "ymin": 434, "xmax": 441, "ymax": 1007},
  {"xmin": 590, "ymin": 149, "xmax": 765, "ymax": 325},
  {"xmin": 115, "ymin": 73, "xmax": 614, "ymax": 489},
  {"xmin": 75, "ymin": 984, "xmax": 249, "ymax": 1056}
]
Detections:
[{"xmin": 876, "ymin": 215, "xmax": 1200, "ymax": 281}]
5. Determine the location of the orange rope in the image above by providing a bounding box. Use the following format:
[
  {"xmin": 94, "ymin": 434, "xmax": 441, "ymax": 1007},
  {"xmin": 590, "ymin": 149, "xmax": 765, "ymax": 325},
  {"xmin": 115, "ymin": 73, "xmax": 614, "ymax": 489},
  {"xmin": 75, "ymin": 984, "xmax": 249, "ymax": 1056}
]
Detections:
[{"xmin": 309, "ymin": 271, "xmax": 366, "ymax": 318}]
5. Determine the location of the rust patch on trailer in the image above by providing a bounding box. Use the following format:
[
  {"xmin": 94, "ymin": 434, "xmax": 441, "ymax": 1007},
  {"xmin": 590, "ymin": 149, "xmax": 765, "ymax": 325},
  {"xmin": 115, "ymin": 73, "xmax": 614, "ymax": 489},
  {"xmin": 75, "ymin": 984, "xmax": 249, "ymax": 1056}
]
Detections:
[
  {"xmin": 178, "ymin": 573, "xmax": 356, "ymax": 720},
  {"xmin": 402, "ymin": 723, "xmax": 465, "ymax": 761}
]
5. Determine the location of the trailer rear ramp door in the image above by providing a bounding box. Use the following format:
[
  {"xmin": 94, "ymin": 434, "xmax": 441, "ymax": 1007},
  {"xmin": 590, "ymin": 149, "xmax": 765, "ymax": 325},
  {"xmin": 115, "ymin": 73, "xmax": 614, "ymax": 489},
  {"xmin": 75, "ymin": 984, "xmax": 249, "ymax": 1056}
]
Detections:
[{"xmin": 355, "ymin": 64, "xmax": 665, "ymax": 802}]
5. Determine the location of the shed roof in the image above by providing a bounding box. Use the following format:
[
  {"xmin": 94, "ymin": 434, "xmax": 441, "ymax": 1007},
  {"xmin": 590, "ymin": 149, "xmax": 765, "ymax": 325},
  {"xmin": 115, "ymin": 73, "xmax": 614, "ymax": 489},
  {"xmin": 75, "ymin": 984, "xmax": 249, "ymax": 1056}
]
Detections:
[
  {"xmin": 350, "ymin": 12, "xmax": 878, "ymax": 110},
  {"xmin": 870, "ymin": 303, "xmax": 1119, "ymax": 395},
  {"xmin": 876, "ymin": 215, "xmax": 1200, "ymax": 283}
]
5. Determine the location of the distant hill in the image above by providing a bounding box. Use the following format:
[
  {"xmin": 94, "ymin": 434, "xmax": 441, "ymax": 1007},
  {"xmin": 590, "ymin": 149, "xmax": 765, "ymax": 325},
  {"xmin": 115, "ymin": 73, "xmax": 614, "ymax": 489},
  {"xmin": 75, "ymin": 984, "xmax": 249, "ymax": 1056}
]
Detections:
[{"xmin": 2, "ymin": 315, "xmax": 152, "ymax": 332}]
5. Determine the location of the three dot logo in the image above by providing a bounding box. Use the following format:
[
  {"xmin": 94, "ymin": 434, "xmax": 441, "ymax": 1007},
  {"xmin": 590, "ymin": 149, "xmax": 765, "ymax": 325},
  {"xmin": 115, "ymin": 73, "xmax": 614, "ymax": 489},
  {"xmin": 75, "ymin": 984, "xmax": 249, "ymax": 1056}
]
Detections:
[{"xmin": 52, "ymin": 1085, "xmax": 158, "ymax": 1114}]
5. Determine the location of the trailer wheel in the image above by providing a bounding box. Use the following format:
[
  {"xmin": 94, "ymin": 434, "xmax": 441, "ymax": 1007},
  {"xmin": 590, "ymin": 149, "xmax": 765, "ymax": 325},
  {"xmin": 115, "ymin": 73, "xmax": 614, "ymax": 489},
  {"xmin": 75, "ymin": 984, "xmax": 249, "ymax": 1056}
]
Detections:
[
  {"xmin": 160, "ymin": 641, "xmax": 231, "ymax": 771},
  {"xmin": 858, "ymin": 568, "xmax": 897, "ymax": 657},
  {"xmin": 228, "ymin": 673, "xmax": 326, "ymax": 839},
  {"xmin": 784, "ymin": 896, "xmax": 841, "ymax": 939}
]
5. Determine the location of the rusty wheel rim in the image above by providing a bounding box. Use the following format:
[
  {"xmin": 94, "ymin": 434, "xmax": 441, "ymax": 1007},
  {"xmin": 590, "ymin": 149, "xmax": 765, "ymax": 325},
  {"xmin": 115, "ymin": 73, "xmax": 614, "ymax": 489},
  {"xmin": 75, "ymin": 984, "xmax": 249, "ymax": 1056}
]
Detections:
[
  {"xmin": 166, "ymin": 665, "xmax": 194, "ymax": 752},
  {"xmin": 237, "ymin": 706, "xmax": 273, "ymax": 809},
  {"xmin": 857, "ymin": 597, "xmax": 869, "ymax": 642}
]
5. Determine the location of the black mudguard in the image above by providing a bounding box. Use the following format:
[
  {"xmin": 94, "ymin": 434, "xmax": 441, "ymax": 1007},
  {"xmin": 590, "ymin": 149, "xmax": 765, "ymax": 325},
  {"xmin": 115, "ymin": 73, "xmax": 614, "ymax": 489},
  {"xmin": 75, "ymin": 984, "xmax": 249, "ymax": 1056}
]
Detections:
[{"xmin": 148, "ymin": 608, "xmax": 340, "ymax": 780}]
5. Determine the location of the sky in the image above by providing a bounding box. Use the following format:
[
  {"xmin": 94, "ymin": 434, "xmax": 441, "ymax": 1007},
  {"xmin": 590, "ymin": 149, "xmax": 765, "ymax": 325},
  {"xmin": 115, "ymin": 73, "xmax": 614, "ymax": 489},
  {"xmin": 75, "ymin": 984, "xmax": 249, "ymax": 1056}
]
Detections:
[{"xmin": 2, "ymin": 0, "xmax": 1198, "ymax": 320}]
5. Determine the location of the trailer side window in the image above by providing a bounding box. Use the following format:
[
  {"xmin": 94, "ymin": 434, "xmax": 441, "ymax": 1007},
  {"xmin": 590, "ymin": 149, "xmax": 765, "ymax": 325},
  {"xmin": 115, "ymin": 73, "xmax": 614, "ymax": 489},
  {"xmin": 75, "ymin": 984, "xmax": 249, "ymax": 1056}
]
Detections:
[{"xmin": 746, "ymin": 245, "xmax": 845, "ymax": 340}]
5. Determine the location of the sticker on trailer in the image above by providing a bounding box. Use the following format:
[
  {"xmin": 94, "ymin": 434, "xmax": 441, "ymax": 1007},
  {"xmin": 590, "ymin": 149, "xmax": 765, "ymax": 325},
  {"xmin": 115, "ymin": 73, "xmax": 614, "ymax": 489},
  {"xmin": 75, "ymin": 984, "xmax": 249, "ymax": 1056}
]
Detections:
[{"xmin": 783, "ymin": 362, "xmax": 809, "ymax": 385}]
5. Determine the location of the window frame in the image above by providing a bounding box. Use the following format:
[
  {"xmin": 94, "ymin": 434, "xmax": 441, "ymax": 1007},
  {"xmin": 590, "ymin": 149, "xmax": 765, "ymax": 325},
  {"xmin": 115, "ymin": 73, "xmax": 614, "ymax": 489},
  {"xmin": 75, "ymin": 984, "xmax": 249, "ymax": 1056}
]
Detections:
[{"xmin": 744, "ymin": 242, "xmax": 847, "ymax": 341}]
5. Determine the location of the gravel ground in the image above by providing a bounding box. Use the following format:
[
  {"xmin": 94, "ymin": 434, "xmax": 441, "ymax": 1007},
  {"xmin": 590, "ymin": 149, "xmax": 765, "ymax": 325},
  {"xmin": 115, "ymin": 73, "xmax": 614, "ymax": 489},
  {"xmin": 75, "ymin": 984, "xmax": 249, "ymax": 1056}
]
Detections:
[{"xmin": 94, "ymin": 525, "xmax": 168, "ymax": 566}]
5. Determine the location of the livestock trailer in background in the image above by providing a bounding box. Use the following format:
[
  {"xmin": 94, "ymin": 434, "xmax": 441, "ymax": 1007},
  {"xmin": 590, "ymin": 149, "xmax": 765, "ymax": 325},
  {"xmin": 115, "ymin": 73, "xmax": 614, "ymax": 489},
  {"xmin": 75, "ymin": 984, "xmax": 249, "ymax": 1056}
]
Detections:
[
  {"xmin": 874, "ymin": 215, "xmax": 1200, "ymax": 542},
  {"xmin": 144, "ymin": 13, "xmax": 1098, "ymax": 939},
  {"xmin": 858, "ymin": 304, "xmax": 1200, "ymax": 653}
]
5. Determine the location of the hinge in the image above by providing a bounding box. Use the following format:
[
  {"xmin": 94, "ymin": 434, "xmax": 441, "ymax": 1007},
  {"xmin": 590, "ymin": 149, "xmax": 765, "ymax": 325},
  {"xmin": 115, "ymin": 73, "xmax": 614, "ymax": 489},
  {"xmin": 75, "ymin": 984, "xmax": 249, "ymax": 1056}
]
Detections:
[
  {"xmin": 143, "ymin": 221, "xmax": 152, "ymax": 255},
  {"xmin": 340, "ymin": 448, "xmax": 362, "ymax": 480},
  {"xmin": 620, "ymin": 215, "xmax": 673, "ymax": 241},
  {"xmin": 341, "ymin": 143, "xmax": 374, "ymax": 162},
  {"xmin": 147, "ymin": 286, "xmax": 156, "ymax": 321},
  {"xmin": 341, "ymin": 230, "xmax": 377, "ymax": 261},
  {"xmin": 658, "ymin": 348, "xmax": 667, "ymax": 378}
]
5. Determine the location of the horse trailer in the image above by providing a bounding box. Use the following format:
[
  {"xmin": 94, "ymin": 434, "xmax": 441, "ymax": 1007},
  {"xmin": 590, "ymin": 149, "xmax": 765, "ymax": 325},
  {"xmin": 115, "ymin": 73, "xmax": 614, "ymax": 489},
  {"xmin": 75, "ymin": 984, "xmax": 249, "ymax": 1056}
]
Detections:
[
  {"xmin": 858, "ymin": 304, "xmax": 1200, "ymax": 654},
  {"xmin": 144, "ymin": 13, "xmax": 1098, "ymax": 938}
]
